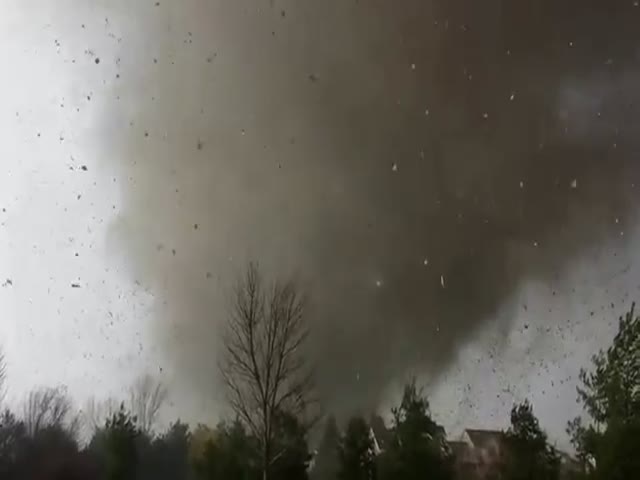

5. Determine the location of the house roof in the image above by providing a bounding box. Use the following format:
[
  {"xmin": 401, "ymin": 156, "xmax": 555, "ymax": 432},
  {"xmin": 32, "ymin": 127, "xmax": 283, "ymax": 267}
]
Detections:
[
  {"xmin": 448, "ymin": 440, "xmax": 470, "ymax": 456},
  {"xmin": 464, "ymin": 429, "xmax": 504, "ymax": 449}
]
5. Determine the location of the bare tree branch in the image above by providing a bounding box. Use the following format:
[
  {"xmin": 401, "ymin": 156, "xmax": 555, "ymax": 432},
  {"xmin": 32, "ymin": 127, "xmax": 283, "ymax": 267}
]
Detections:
[
  {"xmin": 81, "ymin": 395, "xmax": 120, "ymax": 434},
  {"xmin": 128, "ymin": 374, "xmax": 168, "ymax": 434},
  {"xmin": 23, "ymin": 386, "xmax": 79, "ymax": 438},
  {"xmin": 0, "ymin": 348, "xmax": 6, "ymax": 405},
  {"xmin": 219, "ymin": 262, "xmax": 315, "ymax": 480}
]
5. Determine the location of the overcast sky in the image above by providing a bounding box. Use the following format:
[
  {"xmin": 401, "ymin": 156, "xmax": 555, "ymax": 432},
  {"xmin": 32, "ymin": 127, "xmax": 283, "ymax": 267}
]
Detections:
[{"xmin": 1, "ymin": 0, "xmax": 639, "ymax": 451}]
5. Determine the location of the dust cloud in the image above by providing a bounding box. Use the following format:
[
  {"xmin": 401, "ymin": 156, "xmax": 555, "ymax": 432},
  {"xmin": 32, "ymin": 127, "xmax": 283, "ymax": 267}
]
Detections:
[{"xmin": 93, "ymin": 0, "xmax": 640, "ymax": 418}]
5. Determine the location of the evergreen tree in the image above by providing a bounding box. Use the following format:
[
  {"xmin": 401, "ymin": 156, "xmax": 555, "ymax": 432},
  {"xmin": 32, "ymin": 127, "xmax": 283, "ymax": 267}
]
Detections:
[
  {"xmin": 338, "ymin": 416, "xmax": 376, "ymax": 480},
  {"xmin": 378, "ymin": 379, "xmax": 453, "ymax": 480},
  {"xmin": 311, "ymin": 415, "xmax": 340, "ymax": 480},
  {"xmin": 569, "ymin": 302, "xmax": 640, "ymax": 479},
  {"xmin": 502, "ymin": 400, "xmax": 559, "ymax": 480},
  {"xmin": 195, "ymin": 420, "xmax": 260, "ymax": 480},
  {"xmin": 89, "ymin": 404, "xmax": 141, "ymax": 480}
]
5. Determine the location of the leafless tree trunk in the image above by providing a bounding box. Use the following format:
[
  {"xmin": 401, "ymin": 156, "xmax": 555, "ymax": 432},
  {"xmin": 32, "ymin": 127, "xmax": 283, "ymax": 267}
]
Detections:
[
  {"xmin": 219, "ymin": 263, "xmax": 315, "ymax": 480},
  {"xmin": 23, "ymin": 386, "xmax": 79, "ymax": 438},
  {"xmin": 128, "ymin": 374, "xmax": 167, "ymax": 434}
]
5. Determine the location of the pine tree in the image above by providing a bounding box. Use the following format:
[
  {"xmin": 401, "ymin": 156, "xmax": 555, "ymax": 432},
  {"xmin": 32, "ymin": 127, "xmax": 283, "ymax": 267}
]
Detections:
[
  {"xmin": 338, "ymin": 416, "xmax": 376, "ymax": 480},
  {"xmin": 378, "ymin": 379, "xmax": 453, "ymax": 480},
  {"xmin": 502, "ymin": 400, "xmax": 559, "ymax": 480}
]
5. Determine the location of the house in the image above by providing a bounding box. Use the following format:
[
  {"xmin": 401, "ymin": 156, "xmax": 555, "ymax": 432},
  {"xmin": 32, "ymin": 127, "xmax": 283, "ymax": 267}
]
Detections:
[
  {"xmin": 449, "ymin": 429, "xmax": 506, "ymax": 480},
  {"xmin": 448, "ymin": 429, "xmax": 583, "ymax": 480}
]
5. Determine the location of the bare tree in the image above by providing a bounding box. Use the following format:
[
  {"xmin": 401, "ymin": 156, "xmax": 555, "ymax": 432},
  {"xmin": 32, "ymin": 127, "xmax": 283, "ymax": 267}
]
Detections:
[
  {"xmin": 128, "ymin": 374, "xmax": 167, "ymax": 434},
  {"xmin": 219, "ymin": 263, "xmax": 315, "ymax": 480},
  {"xmin": 0, "ymin": 348, "xmax": 6, "ymax": 404},
  {"xmin": 23, "ymin": 386, "xmax": 79, "ymax": 437},
  {"xmin": 81, "ymin": 395, "xmax": 120, "ymax": 435}
]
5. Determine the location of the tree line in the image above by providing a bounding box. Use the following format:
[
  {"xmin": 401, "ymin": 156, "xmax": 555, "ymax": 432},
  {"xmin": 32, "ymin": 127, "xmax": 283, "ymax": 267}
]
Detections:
[{"xmin": 0, "ymin": 263, "xmax": 637, "ymax": 479}]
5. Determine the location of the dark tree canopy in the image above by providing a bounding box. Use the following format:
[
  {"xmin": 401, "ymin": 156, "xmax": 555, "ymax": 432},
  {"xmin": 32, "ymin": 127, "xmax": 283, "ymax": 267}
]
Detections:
[
  {"xmin": 311, "ymin": 416, "xmax": 340, "ymax": 480},
  {"xmin": 569, "ymin": 302, "xmax": 640, "ymax": 479},
  {"xmin": 502, "ymin": 400, "xmax": 559, "ymax": 480},
  {"xmin": 337, "ymin": 416, "xmax": 376, "ymax": 480},
  {"xmin": 378, "ymin": 379, "xmax": 453, "ymax": 480}
]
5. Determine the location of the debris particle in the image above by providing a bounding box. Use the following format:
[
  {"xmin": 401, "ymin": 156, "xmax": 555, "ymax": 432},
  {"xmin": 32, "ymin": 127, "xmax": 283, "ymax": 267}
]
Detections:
[
  {"xmin": 482, "ymin": 112, "xmax": 489, "ymax": 119},
  {"xmin": 570, "ymin": 179, "xmax": 578, "ymax": 189},
  {"xmin": 94, "ymin": 57, "xmax": 100, "ymax": 64},
  {"xmin": 423, "ymin": 258, "xmax": 429, "ymax": 266},
  {"xmin": 509, "ymin": 92, "xmax": 515, "ymax": 101},
  {"xmin": 2, "ymin": 279, "xmax": 12, "ymax": 287},
  {"xmin": 391, "ymin": 162, "xmax": 398, "ymax": 172},
  {"xmin": 71, "ymin": 283, "xmax": 81, "ymax": 288},
  {"xmin": 519, "ymin": 181, "xmax": 524, "ymax": 189},
  {"xmin": 308, "ymin": 74, "xmax": 318, "ymax": 82},
  {"xmin": 440, "ymin": 275, "xmax": 445, "ymax": 288},
  {"xmin": 80, "ymin": 165, "xmax": 88, "ymax": 171}
]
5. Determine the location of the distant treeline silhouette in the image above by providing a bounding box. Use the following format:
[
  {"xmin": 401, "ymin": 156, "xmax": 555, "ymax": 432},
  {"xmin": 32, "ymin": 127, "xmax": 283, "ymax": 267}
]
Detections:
[{"xmin": 0, "ymin": 265, "xmax": 637, "ymax": 480}]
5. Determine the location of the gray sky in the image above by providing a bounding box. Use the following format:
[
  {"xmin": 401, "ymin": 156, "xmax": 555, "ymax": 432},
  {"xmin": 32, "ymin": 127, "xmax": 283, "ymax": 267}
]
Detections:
[{"xmin": 1, "ymin": 0, "xmax": 639, "ymax": 451}]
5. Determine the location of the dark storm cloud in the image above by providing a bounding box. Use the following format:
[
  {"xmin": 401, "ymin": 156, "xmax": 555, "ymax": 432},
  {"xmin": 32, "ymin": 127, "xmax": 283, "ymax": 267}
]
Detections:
[{"xmin": 100, "ymin": 0, "xmax": 640, "ymax": 416}]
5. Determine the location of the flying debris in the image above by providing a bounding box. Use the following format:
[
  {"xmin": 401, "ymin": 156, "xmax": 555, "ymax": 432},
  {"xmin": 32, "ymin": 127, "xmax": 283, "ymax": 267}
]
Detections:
[
  {"xmin": 570, "ymin": 179, "xmax": 578, "ymax": 189},
  {"xmin": 440, "ymin": 275, "xmax": 445, "ymax": 288},
  {"xmin": 423, "ymin": 258, "xmax": 429, "ymax": 266},
  {"xmin": 391, "ymin": 162, "xmax": 398, "ymax": 172}
]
